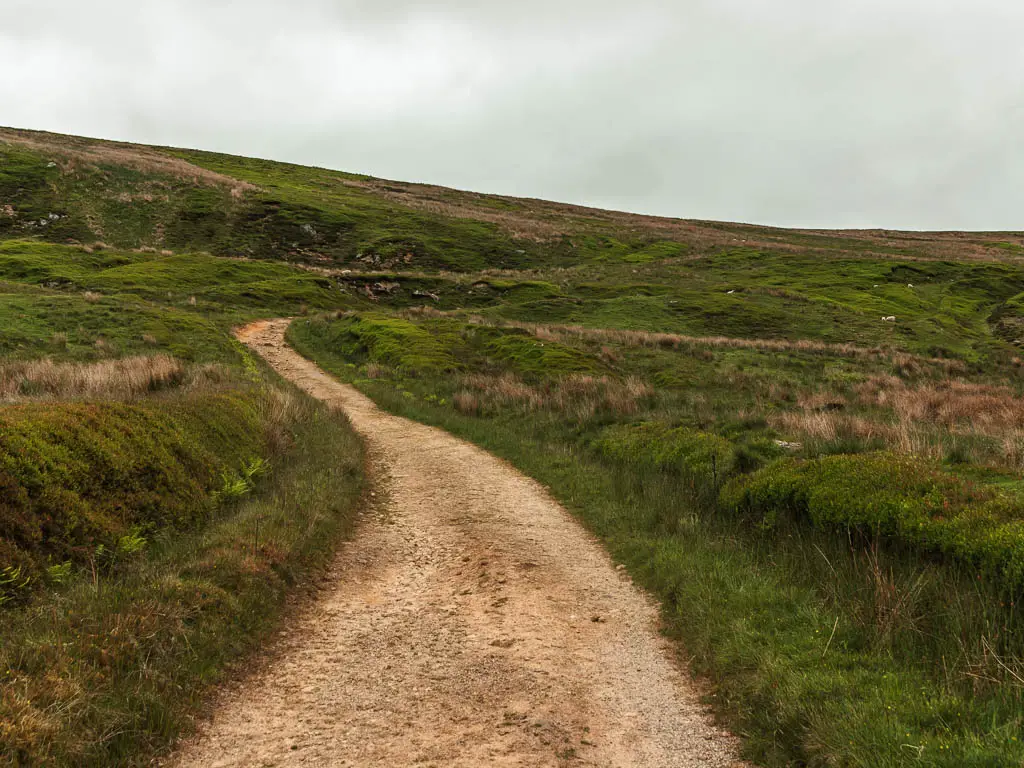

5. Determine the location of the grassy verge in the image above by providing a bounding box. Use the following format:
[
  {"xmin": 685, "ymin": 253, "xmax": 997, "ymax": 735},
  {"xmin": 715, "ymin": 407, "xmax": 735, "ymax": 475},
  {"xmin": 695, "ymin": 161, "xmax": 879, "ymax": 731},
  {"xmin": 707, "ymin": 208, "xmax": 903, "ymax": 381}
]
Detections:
[
  {"xmin": 0, "ymin": 391, "xmax": 262, "ymax": 596},
  {"xmin": 290, "ymin": 317, "xmax": 1024, "ymax": 767},
  {"xmin": 0, "ymin": 380, "xmax": 363, "ymax": 765}
]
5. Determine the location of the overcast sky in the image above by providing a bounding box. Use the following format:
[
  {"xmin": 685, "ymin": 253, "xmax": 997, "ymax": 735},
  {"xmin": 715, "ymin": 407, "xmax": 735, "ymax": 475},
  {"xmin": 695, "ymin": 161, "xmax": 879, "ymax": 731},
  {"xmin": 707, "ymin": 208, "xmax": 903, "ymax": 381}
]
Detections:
[{"xmin": 2, "ymin": 1, "xmax": 1023, "ymax": 230}]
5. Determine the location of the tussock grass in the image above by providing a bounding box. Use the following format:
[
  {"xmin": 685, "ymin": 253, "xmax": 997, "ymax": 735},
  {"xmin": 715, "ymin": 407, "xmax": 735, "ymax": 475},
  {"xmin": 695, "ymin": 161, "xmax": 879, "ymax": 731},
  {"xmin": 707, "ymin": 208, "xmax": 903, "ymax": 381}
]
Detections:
[
  {"xmin": 770, "ymin": 375, "xmax": 1024, "ymax": 470},
  {"xmin": 771, "ymin": 409, "xmax": 896, "ymax": 446},
  {"xmin": 857, "ymin": 376, "xmax": 1024, "ymax": 434},
  {"xmin": 455, "ymin": 371, "xmax": 652, "ymax": 419},
  {"xmin": 0, "ymin": 354, "xmax": 185, "ymax": 400}
]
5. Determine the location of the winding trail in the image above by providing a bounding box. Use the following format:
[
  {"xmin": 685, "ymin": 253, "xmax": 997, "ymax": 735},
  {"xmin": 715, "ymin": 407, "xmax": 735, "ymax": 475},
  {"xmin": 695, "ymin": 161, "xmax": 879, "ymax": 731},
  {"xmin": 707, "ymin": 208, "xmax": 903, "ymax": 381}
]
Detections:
[{"xmin": 170, "ymin": 319, "xmax": 742, "ymax": 768}]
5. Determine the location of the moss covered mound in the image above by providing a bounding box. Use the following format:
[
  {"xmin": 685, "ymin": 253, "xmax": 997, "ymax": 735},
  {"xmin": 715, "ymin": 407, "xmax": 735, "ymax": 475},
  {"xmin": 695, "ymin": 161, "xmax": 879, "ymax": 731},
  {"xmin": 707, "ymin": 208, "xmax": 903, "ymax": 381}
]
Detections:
[
  {"xmin": 0, "ymin": 393, "xmax": 262, "ymax": 588},
  {"xmin": 723, "ymin": 452, "xmax": 1024, "ymax": 594}
]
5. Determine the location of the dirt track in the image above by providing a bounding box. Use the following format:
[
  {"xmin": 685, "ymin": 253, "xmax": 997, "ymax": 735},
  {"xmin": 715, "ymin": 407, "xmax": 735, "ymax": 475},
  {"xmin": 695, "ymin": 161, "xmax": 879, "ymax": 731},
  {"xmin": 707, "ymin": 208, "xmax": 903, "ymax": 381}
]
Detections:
[{"xmin": 169, "ymin": 318, "xmax": 741, "ymax": 767}]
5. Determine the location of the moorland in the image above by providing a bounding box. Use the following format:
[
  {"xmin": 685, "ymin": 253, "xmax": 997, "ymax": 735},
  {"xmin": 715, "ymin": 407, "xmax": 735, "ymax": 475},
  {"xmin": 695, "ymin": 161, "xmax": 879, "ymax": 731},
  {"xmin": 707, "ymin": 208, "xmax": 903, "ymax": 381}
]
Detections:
[{"xmin": 2, "ymin": 126, "xmax": 1024, "ymax": 766}]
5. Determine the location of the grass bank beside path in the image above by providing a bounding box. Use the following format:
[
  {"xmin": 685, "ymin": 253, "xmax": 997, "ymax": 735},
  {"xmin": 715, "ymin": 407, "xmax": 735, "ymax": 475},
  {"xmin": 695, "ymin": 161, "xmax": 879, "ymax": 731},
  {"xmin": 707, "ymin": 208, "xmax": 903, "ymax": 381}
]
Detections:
[
  {"xmin": 0, "ymin": 377, "xmax": 364, "ymax": 766},
  {"xmin": 289, "ymin": 319, "xmax": 1024, "ymax": 768}
]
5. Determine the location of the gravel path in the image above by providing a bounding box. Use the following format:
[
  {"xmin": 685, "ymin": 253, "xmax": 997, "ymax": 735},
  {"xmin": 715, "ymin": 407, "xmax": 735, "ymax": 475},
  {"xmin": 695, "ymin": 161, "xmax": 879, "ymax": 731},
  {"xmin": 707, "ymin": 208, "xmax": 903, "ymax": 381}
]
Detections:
[{"xmin": 169, "ymin": 318, "xmax": 742, "ymax": 768}]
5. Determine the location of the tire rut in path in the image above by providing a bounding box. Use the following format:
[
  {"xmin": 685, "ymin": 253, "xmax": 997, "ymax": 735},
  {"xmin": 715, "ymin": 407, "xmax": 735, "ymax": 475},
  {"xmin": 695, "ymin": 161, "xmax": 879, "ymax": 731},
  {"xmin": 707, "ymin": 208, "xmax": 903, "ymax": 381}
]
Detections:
[{"xmin": 169, "ymin": 318, "xmax": 742, "ymax": 768}]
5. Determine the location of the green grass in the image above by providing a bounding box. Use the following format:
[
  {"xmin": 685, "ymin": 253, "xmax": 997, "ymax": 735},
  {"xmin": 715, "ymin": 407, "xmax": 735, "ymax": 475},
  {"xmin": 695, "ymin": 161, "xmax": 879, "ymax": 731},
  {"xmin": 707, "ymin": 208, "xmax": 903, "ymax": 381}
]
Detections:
[
  {"xmin": 0, "ymin": 239, "xmax": 362, "ymax": 363},
  {"xmin": 0, "ymin": 392, "xmax": 263, "ymax": 596},
  {"xmin": 291, "ymin": 314, "xmax": 1024, "ymax": 767},
  {"xmin": 723, "ymin": 452, "xmax": 1024, "ymax": 595},
  {"xmin": 5, "ymin": 125, "xmax": 1024, "ymax": 767},
  {"xmin": 0, "ymin": 382, "xmax": 363, "ymax": 766},
  {"xmin": 484, "ymin": 331, "xmax": 599, "ymax": 376},
  {"xmin": 164, "ymin": 148, "xmax": 563, "ymax": 270},
  {"xmin": 7, "ymin": 126, "xmax": 1018, "ymax": 277},
  {"xmin": 594, "ymin": 422, "xmax": 747, "ymax": 477},
  {"xmin": 0, "ymin": 233, "xmax": 366, "ymax": 765},
  {"xmin": 0, "ymin": 287, "xmax": 238, "ymax": 362},
  {"xmin": 311, "ymin": 313, "xmax": 463, "ymax": 374},
  {"xmin": 0, "ymin": 239, "xmax": 348, "ymax": 313}
]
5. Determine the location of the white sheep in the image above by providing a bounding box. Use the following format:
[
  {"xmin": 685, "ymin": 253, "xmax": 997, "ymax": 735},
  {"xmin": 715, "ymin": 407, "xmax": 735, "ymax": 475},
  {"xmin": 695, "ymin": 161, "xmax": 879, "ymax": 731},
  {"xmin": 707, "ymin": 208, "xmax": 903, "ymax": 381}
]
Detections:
[{"xmin": 881, "ymin": 316, "xmax": 896, "ymax": 322}]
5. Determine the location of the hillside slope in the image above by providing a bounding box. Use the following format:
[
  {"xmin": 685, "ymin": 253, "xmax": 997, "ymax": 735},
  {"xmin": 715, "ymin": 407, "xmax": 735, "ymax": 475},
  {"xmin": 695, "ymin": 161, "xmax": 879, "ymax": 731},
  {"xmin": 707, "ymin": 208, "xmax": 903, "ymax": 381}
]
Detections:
[
  {"xmin": 4, "ymin": 126, "xmax": 1024, "ymax": 767},
  {"xmin": 4, "ymin": 125, "xmax": 1024, "ymax": 368},
  {"xmin": 3, "ymin": 125, "xmax": 1024, "ymax": 272}
]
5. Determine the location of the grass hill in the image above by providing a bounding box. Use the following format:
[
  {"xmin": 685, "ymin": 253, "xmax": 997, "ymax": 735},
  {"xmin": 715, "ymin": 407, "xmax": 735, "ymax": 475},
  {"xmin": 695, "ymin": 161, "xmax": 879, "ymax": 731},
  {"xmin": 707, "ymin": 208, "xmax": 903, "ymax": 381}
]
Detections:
[{"xmin": 2, "ymin": 126, "xmax": 1024, "ymax": 766}]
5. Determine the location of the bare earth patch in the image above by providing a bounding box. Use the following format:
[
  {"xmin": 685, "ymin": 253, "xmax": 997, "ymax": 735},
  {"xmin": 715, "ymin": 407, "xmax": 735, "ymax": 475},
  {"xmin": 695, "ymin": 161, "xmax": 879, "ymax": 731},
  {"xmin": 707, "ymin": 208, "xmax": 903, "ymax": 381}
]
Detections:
[{"xmin": 168, "ymin": 318, "xmax": 742, "ymax": 767}]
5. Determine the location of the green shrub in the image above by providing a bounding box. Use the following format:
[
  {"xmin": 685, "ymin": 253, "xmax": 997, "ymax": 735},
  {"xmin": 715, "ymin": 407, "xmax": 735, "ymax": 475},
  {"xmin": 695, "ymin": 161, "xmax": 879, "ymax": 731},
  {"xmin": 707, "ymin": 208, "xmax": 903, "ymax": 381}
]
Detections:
[
  {"xmin": 594, "ymin": 422, "xmax": 735, "ymax": 477},
  {"xmin": 212, "ymin": 470, "xmax": 251, "ymax": 505},
  {"xmin": 722, "ymin": 452, "xmax": 1024, "ymax": 594},
  {"xmin": 301, "ymin": 314, "xmax": 460, "ymax": 375},
  {"xmin": 485, "ymin": 331, "xmax": 596, "ymax": 377},
  {"xmin": 0, "ymin": 393, "xmax": 262, "ymax": 590},
  {"xmin": 0, "ymin": 395, "xmax": 364, "ymax": 766},
  {"xmin": 0, "ymin": 565, "xmax": 31, "ymax": 607},
  {"xmin": 593, "ymin": 423, "xmax": 739, "ymax": 517},
  {"xmin": 213, "ymin": 457, "xmax": 269, "ymax": 506}
]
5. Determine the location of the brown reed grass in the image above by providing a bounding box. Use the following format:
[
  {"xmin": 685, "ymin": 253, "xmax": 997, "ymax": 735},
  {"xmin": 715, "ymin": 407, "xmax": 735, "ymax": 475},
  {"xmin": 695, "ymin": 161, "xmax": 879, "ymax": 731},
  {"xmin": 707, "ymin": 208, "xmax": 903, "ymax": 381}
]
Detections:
[
  {"xmin": 458, "ymin": 371, "xmax": 652, "ymax": 419},
  {"xmin": 0, "ymin": 355, "xmax": 185, "ymax": 401}
]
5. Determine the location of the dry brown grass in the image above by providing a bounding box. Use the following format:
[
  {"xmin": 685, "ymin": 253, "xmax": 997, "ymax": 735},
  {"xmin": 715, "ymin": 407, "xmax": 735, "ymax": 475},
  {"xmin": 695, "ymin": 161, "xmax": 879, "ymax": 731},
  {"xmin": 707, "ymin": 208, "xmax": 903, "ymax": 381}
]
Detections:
[
  {"xmin": 453, "ymin": 391, "xmax": 481, "ymax": 415},
  {"xmin": 255, "ymin": 384, "xmax": 303, "ymax": 455},
  {"xmin": 796, "ymin": 391, "xmax": 848, "ymax": 411},
  {"xmin": 856, "ymin": 377, "xmax": 1024, "ymax": 434},
  {"xmin": 771, "ymin": 411, "xmax": 897, "ymax": 445},
  {"xmin": 458, "ymin": 371, "xmax": 652, "ymax": 420},
  {"xmin": 0, "ymin": 355, "xmax": 186, "ymax": 401},
  {"xmin": 461, "ymin": 372, "xmax": 544, "ymax": 411},
  {"xmin": 772, "ymin": 375, "xmax": 1024, "ymax": 467},
  {"xmin": 365, "ymin": 362, "xmax": 389, "ymax": 379},
  {"xmin": 769, "ymin": 409, "xmax": 960, "ymax": 463}
]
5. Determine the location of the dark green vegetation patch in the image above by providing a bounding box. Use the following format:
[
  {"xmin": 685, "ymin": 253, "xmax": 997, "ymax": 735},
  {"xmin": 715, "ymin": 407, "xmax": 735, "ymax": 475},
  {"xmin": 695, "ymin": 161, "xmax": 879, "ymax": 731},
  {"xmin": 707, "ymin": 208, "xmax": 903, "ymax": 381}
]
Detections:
[
  {"xmin": 0, "ymin": 391, "xmax": 363, "ymax": 765},
  {"xmin": 0, "ymin": 394, "xmax": 260, "ymax": 594},
  {"xmin": 723, "ymin": 452, "xmax": 1024, "ymax": 594}
]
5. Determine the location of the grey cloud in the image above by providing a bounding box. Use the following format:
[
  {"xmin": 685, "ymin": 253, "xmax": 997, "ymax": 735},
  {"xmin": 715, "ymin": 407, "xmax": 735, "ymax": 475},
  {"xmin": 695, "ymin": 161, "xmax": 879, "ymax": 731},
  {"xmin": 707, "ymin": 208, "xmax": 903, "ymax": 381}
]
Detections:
[{"xmin": 1, "ymin": 0, "xmax": 1022, "ymax": 229}]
